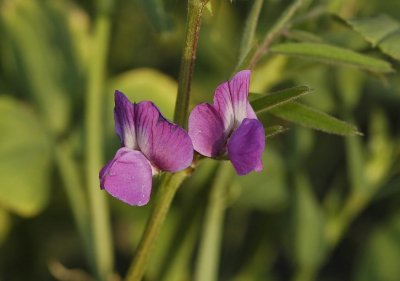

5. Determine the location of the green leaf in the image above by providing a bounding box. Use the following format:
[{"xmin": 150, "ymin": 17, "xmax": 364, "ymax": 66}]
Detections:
[
  {"xmin": 345, "ymin": 130, "xmax": 367, "ymax": 192},
  {"xmin": 346, "ymin": 14, "xmax": 400, "ymax": 47},
  {"xmin": 291, "ymin": 173, "xmax": 325, "ymax": 269},
  {"xmin": 1, "ymin": 0, "xmax": 86, "ymax": 135},
  {"xmin": 250, "ymin": 85, "xmax": 311, "ymax": 113},
  {"xmin": 379, "ymin": 33, "xmax": 400, "ymax": 60},
  {"xmin": 286, "ymin": 30, "xmax": 326, "ymax": 43},
  {"xmin": 269, "ymin": 102, "xmax": 360, "ymax": 136},
  {"xmin": 0, "ymin": 208, "xmax": 11, "ymax": 245},
  {"xmin": 265, "ymin": 125, "xmax": 288, "ymax": 138},
  {"xmin": 346, "ymin": 14, "xmax": 400, "ymax": 61},
  {"xmin": 270, "ymin": 43, "xmax": 394, "ymax": 73},
  {"xmin": 137, "ymin": 0, "xmax": 173, "ymax": 33},
  {"xmin": 379, "ymin": 34, "xmax": 400, "ymax": 61},
  {"xmin": 0, "ymin": 96, "xmax": 52, "ymax": 217}
]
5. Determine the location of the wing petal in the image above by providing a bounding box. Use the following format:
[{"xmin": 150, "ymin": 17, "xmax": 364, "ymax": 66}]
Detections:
[
  {"xmin": 100, "ymin": 148, "xmax": 152, "ymax": 206},
  {"xmin": 188, "ymin": 103, "xmax": 226, "ymax": 157},
  {"xmin": 135, "ymin": 101, "xmax": 193, "ymax": 172}
]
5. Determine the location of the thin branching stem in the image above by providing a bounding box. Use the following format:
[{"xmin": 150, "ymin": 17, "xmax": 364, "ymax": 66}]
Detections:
[
  {"xmin": 235, "ymin": 0, "xmax": 264, "ymax": 71},
  {"xmin": 249, "ymin": 0, "xmax": 304, "ymax": 69},
  {"xmin": 174, "ymin": 0, "xmax": 208, "ymax": 128},
  {"xmin": 125, "ymin": 172, "xmax": 189, "ymax": 281},
  {"xmin": 124, "ymin": 1, "xmax": 207, "ymax": 280}
]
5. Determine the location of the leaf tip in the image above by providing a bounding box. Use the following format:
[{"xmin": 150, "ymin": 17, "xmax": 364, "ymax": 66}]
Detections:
[{"xmin": 355, "ymin": 130, "xmax": 364, "ymax": 136}]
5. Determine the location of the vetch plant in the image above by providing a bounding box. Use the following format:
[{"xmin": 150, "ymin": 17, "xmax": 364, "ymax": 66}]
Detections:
[
  {"xmin": 2, "ymin": 1, "xmax": 399, "ymax": 281},
  {"xmin": 189, "ymin": 70, "xmax": 265, "ymax": 175},
  {"xmin": 100, "ymin": 91, "xmax": 193, "ymax": 206},
  {"xmin": 101, "ymin": 70, "xmax": 265, "ymax": 207}
]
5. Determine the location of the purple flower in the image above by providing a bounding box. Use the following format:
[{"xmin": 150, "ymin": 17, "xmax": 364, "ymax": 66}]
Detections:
[
  {"xmin": 100, "ymin": 91, "xmax": 193, "ymax": 206},
  {"xmin": 188, "ymin": 70, "xmax": 265, "ymax": 175}
]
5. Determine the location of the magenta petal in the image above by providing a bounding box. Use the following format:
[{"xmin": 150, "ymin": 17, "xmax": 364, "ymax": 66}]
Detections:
[
  {"xmin": 214, "ymin": 70, "xmax": 251, "ymax": 131},
  {"xmin": 228, "ymin": 70, "xmax": 251, "ymax": 121},
  {"xmin": 189, "ymin": 103, "xmax": 226, "ymax": 157},
  {"xmin": 114, "ymin": 90, "xmax": 137, "ymax": 149},
  {"xmin": 135, "ymin": 101, "xmax": 193, "ymax": 172},
  {"xmin": 100, "ymin": 147, "xmax": 152, "ymax": 206},
  {"xmin": 246, "ymin": 102, "xmax": 257, "ymax": 119},
  {"xmin": 214, "ymin": 81, "xmax": 235, "ymax": 133},
  {"xmin": 135, "ymin": 101, "xmax": 158, "ymax": 154},
  {"xmin": 227, "ymin": 118, "xmax": 265, "ymax": 176},
  {"xmin": 150, "ymin": 117, "xmax": 194, "ymax": 172}
]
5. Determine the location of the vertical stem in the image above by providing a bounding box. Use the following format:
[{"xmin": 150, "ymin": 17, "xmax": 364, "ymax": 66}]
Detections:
[
  {"xmin": 125, "ymin": 172, "xmax": 188, "ymax": 281},
  {"xmin": 194, "ymin": 162, "xmax": 234, "ymax": 281},
  {"xmin": 85, "ymin": 4, "xmax": 114, "ymax": 280},
  {"xmin": 124, "ymin": 2, "xmax": 207, "ymax": 280},
  {"xmin": 174, "ymin": 0, "xmax": 208, "ymax": 128},
  {"xmin": 55, "ymin": 142, "xmax": 93, "ymax": 271}
]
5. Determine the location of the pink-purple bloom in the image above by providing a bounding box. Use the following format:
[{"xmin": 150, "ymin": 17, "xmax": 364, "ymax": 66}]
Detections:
[
  {"xmin": 188, "ymin": 70, "xmax": 265, "ymax": 175},
  {"xmin": 100, "ymin": 91, "xmax": 193, "ymax": 206}
]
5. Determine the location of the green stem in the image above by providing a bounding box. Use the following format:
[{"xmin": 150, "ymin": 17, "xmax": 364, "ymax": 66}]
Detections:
[
  {"xmin": 325, "ymin": 192, "xmax": 369, "ymax": 248},
  {"xmin": 55, "ymin": 141, "xmax": 93, "ymax": 271},
  {"xmin": 85, "ymin": 6, "xmax": 114, "ymax": 281},
  {"xmin": 124, "ymin": 2, "xmax": 207, "ymax": 279},
  {"xmin": 194, "ymin": 162, "xmax": 234, "ymax": 281},
  {"xmin": 161, "ymin": 212, "xmax": 200, "ymax": 281},
  {"xmin": 174, "ymin": 0, "xmax": 208, "ymax": 128},
  {"xmin": 235, "ymin": 0, "xmax": 264, "ymax": 71},
  {"xmin": 155, "ymin": 173, "xmax": 209, "ymax": 281},
  {"xmin": 248, "ymin": 0, "xmax": 304, "ymax": 69},
  {"xmin": 125, "ymin": 172, "xmax": 188, "ymax": 281}
]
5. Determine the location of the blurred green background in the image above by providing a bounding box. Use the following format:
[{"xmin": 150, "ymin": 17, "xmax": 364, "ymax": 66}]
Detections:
[{"xmin": 0, "ymin": 0, "xmax": 399, "ymax": 280}]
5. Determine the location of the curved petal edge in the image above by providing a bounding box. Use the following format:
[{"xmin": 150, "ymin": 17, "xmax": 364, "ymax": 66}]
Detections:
[
  {"xmin": 114, "ymin": 90, "xmax": 137, "ymax": 149},
  {"xmin": 188, "ymin": 103, "xmax": 226, "ymax": 157},
  {"xmin": 135, "ymin": 101, "xmax": 194, "ymax": 172},
  {"xmin": 100, "ymin": 147, "xmax": 152, "ymax": 206},
  {"xmin": 227, "ymin": 118, "xmax": 265, "ymax": 176}
]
